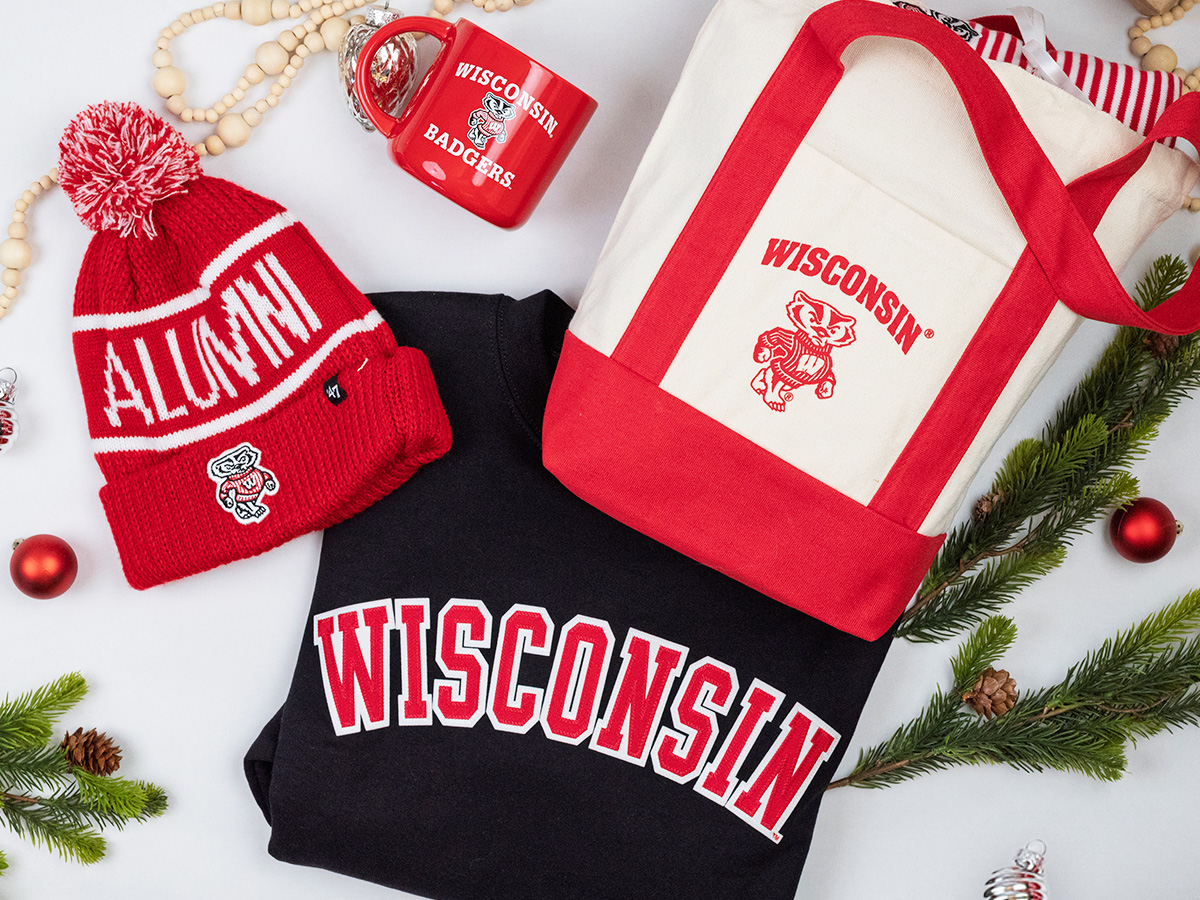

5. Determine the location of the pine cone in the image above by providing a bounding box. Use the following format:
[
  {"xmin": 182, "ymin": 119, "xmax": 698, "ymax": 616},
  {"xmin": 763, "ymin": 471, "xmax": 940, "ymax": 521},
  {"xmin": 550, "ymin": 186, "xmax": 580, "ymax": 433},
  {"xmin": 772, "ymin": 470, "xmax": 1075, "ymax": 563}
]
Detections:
[
  {"xmin": 973, "ymin": 492, "xmax": 1004, "ymax": 522},
  {"xmin": 61, "ymin": 727, "xmax": 122, "ymax": 776},
  {"xmin": 1143, "ymin": 332, "xmax": 1180, "ymax": 360},
  {"xmin": 962, "ymin": 667, "xmax": 1018, "ymax": 719}
]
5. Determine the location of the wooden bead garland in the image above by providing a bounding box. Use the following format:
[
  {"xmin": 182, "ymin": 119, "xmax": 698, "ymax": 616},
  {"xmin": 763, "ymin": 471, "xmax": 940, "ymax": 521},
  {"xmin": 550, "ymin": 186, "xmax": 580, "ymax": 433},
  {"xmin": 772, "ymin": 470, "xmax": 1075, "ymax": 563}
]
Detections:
[
  {"xmin": 0, "ymin": 0, "xmax": 537, "ymax": 320},
  {"xmin": 0, "ymin": 169, "xmax": 58, "ymax": 320},
  {"xmin": 1128, "ymin": 0, "xmax": 1200, "ymax": 210},
  {"xmin": 149, "ymin": 0, "xmax": 539, "ymax": 159}
]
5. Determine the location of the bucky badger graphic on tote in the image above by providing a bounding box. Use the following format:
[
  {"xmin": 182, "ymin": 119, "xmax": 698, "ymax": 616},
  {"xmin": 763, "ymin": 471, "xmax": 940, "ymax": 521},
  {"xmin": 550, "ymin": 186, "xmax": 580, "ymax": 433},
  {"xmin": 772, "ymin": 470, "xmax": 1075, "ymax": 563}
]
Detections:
[{"xmin": 751, "ymin": 290, "xmax": 857, "ymax": 411}]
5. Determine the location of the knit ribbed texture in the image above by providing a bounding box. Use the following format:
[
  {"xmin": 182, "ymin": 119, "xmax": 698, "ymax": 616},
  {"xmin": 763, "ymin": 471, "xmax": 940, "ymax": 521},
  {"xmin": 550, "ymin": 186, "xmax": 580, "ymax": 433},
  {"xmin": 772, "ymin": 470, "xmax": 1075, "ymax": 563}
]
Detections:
[{"xmin": 70, "ymin": 169, "xmax": 451, "ymax": 589}]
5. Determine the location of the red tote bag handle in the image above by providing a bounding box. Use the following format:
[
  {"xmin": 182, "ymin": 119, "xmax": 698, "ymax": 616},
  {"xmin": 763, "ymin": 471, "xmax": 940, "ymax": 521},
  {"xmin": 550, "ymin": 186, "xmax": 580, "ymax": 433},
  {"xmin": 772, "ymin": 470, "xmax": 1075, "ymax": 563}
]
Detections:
[{"xmin": 613, "ymin": 0, "xmax": 1200, "ymax": 383}]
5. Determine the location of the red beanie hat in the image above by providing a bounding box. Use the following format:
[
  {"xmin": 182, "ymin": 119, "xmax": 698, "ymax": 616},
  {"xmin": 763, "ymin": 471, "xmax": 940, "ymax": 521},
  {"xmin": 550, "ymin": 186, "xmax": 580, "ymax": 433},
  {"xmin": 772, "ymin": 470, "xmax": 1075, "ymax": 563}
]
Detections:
[{"xmin": 60, "ymin": 101, "xmax": 452, "ymax": 589}]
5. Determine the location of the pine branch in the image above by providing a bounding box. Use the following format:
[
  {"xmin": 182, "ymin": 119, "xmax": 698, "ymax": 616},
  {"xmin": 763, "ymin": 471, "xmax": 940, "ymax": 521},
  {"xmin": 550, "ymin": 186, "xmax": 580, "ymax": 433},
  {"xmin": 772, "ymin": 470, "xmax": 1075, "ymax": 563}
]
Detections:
[
  {"xmin": 0, "ymin": 674, "xmax": 168, "ymax": 875},
  {"xmin": 0, "ymin": 746, "xmax": 70, "ymax": 796},
  {"xmin": 0, "ymin": 796, "xmax": 106, "ymax": 866},
  {"xmin": 899, "ymin": 255, "xmax": 1200, "ymax": 642},
  {"xmin": 833, "ymin": 593, "xmax": 1200, "ymax": 790},
  {"xmin": 0, "ymin": 674, "xmax": 87, "ymax": 752}
]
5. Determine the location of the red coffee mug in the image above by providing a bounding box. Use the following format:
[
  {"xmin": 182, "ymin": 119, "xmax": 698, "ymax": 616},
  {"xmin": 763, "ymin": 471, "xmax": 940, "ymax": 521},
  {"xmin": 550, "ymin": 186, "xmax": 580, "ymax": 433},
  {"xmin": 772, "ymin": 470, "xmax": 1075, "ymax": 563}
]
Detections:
[{"xmin": 354, "ymin": 18, "xmax": 598, "ymax": 229}]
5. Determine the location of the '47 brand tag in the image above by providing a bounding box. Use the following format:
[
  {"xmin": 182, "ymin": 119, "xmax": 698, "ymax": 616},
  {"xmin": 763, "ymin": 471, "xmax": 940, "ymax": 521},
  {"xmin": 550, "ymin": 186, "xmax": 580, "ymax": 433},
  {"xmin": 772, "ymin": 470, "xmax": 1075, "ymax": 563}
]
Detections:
[{"xmin": 323, "ymin": 374, "xmax": 347, "ymax": 406}]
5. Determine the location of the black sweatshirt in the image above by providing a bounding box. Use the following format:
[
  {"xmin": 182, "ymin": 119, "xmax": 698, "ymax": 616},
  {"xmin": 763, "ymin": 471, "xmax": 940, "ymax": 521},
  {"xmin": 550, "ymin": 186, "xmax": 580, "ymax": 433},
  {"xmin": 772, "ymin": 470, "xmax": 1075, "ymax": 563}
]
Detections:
[{"xmin": 245, "ymin": 289, "xmax": 892, "ymax": 900}]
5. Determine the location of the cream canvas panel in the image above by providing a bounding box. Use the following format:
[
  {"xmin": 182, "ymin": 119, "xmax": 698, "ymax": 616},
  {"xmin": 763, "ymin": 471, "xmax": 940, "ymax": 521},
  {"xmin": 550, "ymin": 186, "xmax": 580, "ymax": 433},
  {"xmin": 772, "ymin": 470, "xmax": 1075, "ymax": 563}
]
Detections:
[
  {"xmin": 658, "ymin": 142, "xmax": 1013, "ymax": 507},
  {"xmin": 571, "ymin": 0, "xmax": 1192, "ymax": 361}
]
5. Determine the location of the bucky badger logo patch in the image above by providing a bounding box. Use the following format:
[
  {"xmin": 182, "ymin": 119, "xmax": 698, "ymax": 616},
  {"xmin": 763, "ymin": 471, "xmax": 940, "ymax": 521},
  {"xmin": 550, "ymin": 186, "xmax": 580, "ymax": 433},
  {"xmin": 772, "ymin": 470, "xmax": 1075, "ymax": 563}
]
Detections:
[
  {"xmin": 207, "ymin": 442, "xmax": 278, "ymax": 523},
  {"xmin": 751, "ymin": 291, "xmax": 857, "ymax": 412},
  {"xmin": 467, "ymin": 92, "xmax": 516, "ymax": 150}
]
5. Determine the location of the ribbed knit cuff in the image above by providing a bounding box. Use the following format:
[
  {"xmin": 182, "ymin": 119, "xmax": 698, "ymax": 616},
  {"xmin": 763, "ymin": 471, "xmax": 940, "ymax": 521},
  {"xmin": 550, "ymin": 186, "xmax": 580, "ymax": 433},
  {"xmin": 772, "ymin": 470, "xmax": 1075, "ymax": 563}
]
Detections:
[{"xmin": 100, "ymin": 347, "xmax": 451, "ymax": 590}]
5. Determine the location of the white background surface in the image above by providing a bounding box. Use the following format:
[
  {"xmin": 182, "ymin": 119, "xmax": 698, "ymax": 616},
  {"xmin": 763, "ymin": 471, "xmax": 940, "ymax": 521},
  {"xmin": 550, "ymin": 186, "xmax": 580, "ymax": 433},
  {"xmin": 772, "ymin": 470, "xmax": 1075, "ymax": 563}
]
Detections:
[{"xmin": 0, "ymin": 0, "xmax": 1198, "ymax": 897}]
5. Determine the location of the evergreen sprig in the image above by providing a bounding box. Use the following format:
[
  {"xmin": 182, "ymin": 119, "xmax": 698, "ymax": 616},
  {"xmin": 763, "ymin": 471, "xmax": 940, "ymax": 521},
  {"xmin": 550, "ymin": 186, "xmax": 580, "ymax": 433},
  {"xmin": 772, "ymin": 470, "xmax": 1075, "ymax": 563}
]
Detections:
[
  {"xmin": 830, "ymin": 591, "xmax": 1200, "ymax": 789},
  {"xmin": 0, "ymin": 673, "xmax": 167, "ymax": 874},
  {"xmin": 899, "ymin": 255, "xmax": 1200, "ymax": 642}
]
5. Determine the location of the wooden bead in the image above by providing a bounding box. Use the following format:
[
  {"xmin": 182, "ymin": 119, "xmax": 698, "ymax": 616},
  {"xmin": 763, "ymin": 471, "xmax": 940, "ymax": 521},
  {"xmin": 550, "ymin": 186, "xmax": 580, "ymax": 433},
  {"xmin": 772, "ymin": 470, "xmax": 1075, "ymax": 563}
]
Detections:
[
  {"xmin": 213, "ymin": 100, "xmax": 228, "ymax": 115},
  {"xmin": 1131, "ymin": 35, "xmax": 1153, "ymax": 55},
  {"xmin": 265, "ymin": 93, "xmax": 280, "ymax": 107},
  {"xmin": 223, "ymin": 92, "xmax": 237, "ymax": 107},
  {"xmin": 496, "ymin": 0, "xmax": 515, "ymax": 10},
  {"xmin": 181, "ymin": 11, "xmax": 195, "ymax": 26},
  {"xmin": 255, "ymin": 40, "xmax": 290, "ymax": 74},
  {"xmin": 332, "ymin": 0, "xmax": 346, "ymax": 13},
  {"xmin": 39, "ymin": 176, "xmax": 52, "ymax": 190},
  {"xmin": 295, "ymin": 43, "xmax": 311, "ymax": 57},
  {"xmin": 320, "ymin": 15, "xmax": 350, "ymax": 49},
  {"xmin": 242, "ymin": 0, "xmax": 272, "ymax": 25},
  {"xmin": 1173, "ymin": 6, "xmax": 1186, "ymax": 19},
  {"xmin": 194, "ymin": 142, "xmax": 209, "ymax": 157},
  {"xmin": 204, "ymin": 6, "xmax": 217, "ymax": 18},
  {"xmin": 290, "ymin": 54, "xmax": 304, "ymax": 68},
  {"xmin": 152, "ymin": 48, "xmax": 174, "ymax": 67},
  {"xmin": 271, "ymin": 0, "xmax": 291, "ymax": 16},
  {"xmin": 181, "ymin": 108, "xmax": 195, "ymax": 123},
  {"xmin": 171, "ymin": 19, "xmax": 187, "ymax": 34},
  {"xmin": 1129, "ymin": 26, "xmax": 1145, "ymax": 39},
  {"xmin": 11, "ymin": 212, "xmax": 24, "ymax": 223},
  {"xmin": 433, "ymin": 0, "xmax": 454, "ymax": 12},
  {"xmin": 1142, "ymin": 44, "xmax": 1178, "ymax": 72},
  {"xmin": 303, "ymin": 30, "xmax": 325, "ymax": 52},
  {"xmin": 225, "ymin": 1, "xmax": 242, "ymax": 18},
  {"xmin": 167, "ymin": 92, "xmax": 187, "ymax": 115},
  {"xmin": 237, "ymin": 76, "xmax": 251, "ymax": 90},
  {"xmin": 1175, "ymin": 67, "xmax": 1189, "ymax": 78},
  {"xmin": 152, "ymin": 65, "xmax": 187, "ymax": 98},
  {"xmin": 278, "ymin": 30, "xmax": 300, "ymax": 51},
  {"xmin": 1184, "ymin": 0, "xmax": 1195, "ymax": 10},
  {"xmin": 204, "ymin": 134, "xmax": 227, "ymax": 156},
  {"xmin": 0, "ymin": 240, "xmax": 30, "ymax": 270},
  {"xmin": 1136, "ymin": 16, "xmax": 1153, "ymax": 29},
  {"xmin": 277, "ymin": 74, "xmax": 292, "ymax": 88},
  {"xmin": 255, "ymin": 98, "xmax": 271, "ymax": 113},
  {"xmin": 284, "ymin": 64, "xmax": 298, "ymax": 77},
  {"xmin": 7, "ymin": 223, "xmax": 27, "ymax": 240},
  {"xmin": 13, "ymin": 200, "xmax": 27, "ymax": 213},
  {"xmin": 1185, "ymin": 74, "xmax": 1199, "ymax": 89},
  {"xmin": 157, "ymin": 36, "xmax": 171, "ymax": 49},
  {"xmin": 1150, "ymin": 15, "xmax": 1164, "ymax": 27},
  {"xmin": 292, "ymin": 23, "xmax": 307, "ymax": 38},
  {"xmin": 350, "ymin": 13, "xmax": 366, "ymax": 23},
  {"xmin": 215, "ymin": 1, "xmax": 226, "ymax": 13},
  {"xmin": 217, "ymin": 113, "xmax": 253, "ymax": 147},
  {"xmin": 20, "ymin": 191, "xmax": 34, "ymax": 205},
  {"xmin": 3, "ymin": 286, "xmax": 15, "ymax": 300},
  {"xmin": 1, "ymin": 269, "xmax": 21, "ymax": 288},
  {"xmin": 269, "ymin": 82, "xmax": 286, "ymax": 96},
  {"xmin": 242, "ymin": 107, "xmax": 264, "ymax": 127},
  {"xmin": 1189, "ymin": 196, "xmax": 1200, "ymax": 212},
  {"xmin": 245, "ymin": 62, "xmax": 267, "ymax": 84}
]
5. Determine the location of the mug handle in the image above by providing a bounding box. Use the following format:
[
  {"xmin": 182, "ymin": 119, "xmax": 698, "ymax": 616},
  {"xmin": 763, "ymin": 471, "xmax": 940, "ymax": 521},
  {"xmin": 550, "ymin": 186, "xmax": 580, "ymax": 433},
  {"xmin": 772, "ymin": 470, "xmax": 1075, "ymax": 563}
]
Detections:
[{"xmin": 354, "ymin": 17, "xmax": 456, "ymax": 137}]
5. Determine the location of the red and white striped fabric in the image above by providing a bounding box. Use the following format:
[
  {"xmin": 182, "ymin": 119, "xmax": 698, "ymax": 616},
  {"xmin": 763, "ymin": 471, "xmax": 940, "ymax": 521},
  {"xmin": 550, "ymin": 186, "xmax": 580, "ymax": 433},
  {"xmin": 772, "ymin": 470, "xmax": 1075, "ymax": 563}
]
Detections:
[
  {"xmin": 898, "ymin": 3, "xmax": 1186, "ymax": 137},
  {"xmin": 543, "ymin": 0, "xmax": 1200, "ymax": 640},
  {"xmin": 60, "ymin": 102, "xmax": 452, "ymax": 590}
]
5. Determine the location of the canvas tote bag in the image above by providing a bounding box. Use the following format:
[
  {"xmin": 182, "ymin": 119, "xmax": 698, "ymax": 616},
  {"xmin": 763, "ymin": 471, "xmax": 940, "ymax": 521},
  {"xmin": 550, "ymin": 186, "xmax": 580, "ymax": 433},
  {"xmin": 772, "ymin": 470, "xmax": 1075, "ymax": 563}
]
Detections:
[{"xmin": 543, "ymin": 0, "xmax": 1200, "ymax": 640}]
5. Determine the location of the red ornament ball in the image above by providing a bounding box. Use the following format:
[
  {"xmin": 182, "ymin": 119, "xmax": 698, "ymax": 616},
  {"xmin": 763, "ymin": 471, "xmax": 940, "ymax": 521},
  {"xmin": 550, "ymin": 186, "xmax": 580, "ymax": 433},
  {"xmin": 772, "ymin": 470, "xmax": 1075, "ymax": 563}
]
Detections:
[
  {"xmin": 1109, "ymin": 498, "xmax": 1181, "ymax": 563},
  {"xmin": 10, "ymin": 534, "xmax": 78, "ymax": 599}
]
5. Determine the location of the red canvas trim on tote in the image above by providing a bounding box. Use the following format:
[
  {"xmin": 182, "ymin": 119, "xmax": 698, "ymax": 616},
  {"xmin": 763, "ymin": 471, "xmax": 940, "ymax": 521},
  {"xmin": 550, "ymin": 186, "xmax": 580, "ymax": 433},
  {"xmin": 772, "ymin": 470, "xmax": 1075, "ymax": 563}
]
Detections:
[
  {"xmin": 867, "ymin": 251, "xmax": 1054, "ymax": 528},
  {"xmin": 545, "ymin": 333, "xmax": 944, "ymax": 642}
]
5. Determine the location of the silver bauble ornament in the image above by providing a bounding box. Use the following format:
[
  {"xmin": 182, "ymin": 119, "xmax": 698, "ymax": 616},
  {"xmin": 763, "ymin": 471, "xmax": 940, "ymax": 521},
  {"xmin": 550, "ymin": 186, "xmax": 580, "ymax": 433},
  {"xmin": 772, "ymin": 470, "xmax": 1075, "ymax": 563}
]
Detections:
[
  {"xmin": 0, "ymin": 368, "xmax": 18, "ymax": 456},
  {"xmin": 983, "ymin": 840, "xmax": 1048, "ymax": 900},
  {"xmin": 338, "ymin": 4, "xmax": 419, "ymax": 132}
]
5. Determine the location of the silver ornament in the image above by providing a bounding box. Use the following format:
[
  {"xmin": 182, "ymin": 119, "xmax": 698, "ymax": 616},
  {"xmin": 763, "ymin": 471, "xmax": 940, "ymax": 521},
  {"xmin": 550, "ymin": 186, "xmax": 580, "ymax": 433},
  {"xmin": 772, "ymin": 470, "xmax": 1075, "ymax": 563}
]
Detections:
[
  {"xmin": 983, "ymin": 840, "xmax": 1048, "ymax": 900},
  {"xmin": 0, "ymin": 368, "xmax": 18, "ymax": 457},
  {"xmin": 338, "ymin": 3, "xmax": 419, "ymax": 132}
]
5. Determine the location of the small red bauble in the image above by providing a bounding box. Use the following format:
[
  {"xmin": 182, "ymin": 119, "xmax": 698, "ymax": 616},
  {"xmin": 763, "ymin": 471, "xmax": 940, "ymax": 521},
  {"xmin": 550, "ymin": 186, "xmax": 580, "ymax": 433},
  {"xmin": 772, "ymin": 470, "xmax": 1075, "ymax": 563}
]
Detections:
[
  {"xmin": 10, "ymin": 534, "xmax": 78, "ymax": 598},
  {"xmin": 1109, "ymin": 498, "xmax": 1181, "ymax": 563}
]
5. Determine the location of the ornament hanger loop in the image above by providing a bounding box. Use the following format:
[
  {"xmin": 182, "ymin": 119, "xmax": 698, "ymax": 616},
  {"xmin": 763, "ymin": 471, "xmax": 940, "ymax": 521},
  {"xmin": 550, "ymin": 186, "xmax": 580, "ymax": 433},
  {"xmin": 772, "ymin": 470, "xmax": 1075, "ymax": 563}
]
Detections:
[{"xmin": 0, "ymin": 367, "xmax": 16, "ymax": 384}]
